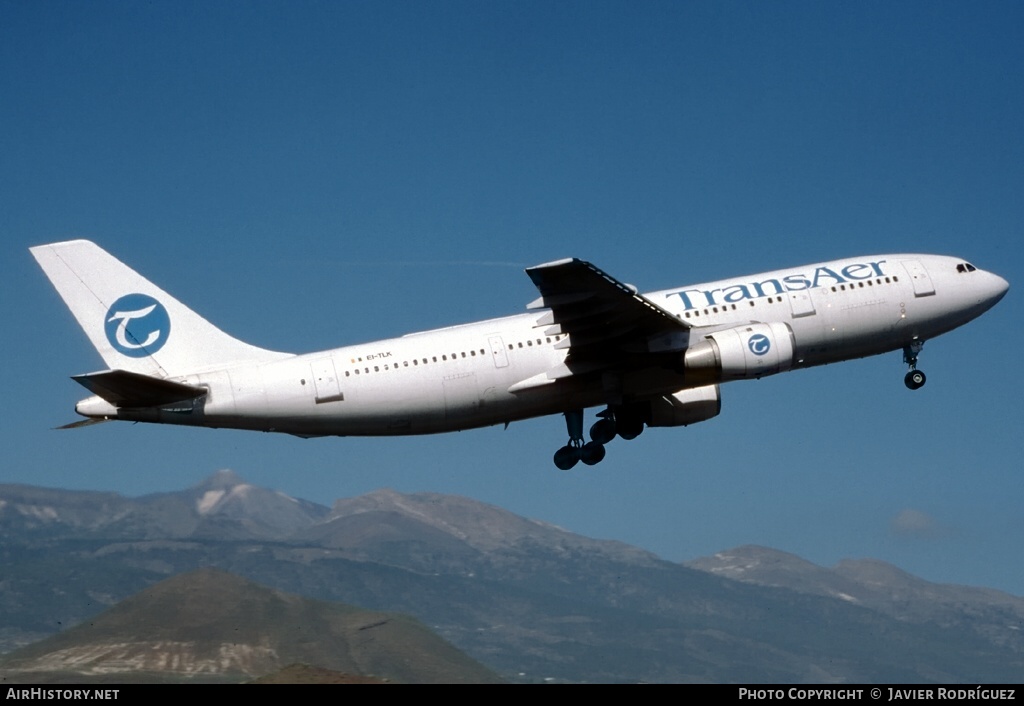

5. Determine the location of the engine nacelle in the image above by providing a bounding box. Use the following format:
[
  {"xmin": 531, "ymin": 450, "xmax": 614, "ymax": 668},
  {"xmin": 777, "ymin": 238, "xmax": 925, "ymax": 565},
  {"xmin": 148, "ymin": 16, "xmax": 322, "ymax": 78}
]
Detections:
[
  {"xmin": 646, "ymin": 384, "xmax": 721, "ymax": 428},
  {"xmin": 683, "ymin": 322, "xmax": 795, "ymax": 382}
]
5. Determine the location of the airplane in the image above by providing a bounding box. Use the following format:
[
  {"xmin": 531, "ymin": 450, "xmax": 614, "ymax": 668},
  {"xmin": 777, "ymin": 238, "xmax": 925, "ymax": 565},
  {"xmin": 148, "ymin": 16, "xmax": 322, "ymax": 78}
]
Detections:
[{"xmin": 31, "ymin": 240, "xmax": 1008, "ymax": 469}]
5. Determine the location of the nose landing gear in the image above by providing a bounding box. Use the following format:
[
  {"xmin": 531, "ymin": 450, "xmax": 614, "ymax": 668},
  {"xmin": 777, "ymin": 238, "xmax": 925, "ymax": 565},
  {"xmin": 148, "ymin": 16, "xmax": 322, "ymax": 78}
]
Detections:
[{"xmin": 903, "ymin": 341, "xmax": 927, "ymax": 390}]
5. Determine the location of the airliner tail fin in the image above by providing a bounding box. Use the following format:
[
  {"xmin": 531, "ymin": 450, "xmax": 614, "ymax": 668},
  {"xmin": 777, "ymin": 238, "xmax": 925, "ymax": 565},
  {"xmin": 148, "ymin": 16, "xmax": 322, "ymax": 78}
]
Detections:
[{"xmin": 30, "ymin": 240, "xmax": 289, "ymax": 377}]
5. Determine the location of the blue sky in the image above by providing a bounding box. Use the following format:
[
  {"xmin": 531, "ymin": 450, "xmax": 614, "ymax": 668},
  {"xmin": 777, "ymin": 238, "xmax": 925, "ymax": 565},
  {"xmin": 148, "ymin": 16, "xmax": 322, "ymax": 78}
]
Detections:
[{"xmin": 3, "ymin": 1, "xmax": 1022, "ymax": 594}]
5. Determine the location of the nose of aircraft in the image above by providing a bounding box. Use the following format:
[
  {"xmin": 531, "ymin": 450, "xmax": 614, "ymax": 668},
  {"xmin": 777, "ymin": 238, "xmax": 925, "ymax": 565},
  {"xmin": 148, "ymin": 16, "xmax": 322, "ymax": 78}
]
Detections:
[
  {"xmin": 988, "ymin": 272, "xmax": 1010, "ymax": 303},
  {"xmin": 975, "ymin": 269, "xmax": 1010, "ymax": 313}
]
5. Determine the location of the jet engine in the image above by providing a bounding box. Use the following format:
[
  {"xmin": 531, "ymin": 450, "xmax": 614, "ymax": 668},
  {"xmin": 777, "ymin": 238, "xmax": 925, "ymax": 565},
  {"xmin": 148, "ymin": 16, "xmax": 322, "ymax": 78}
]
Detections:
[
  {"xmin": 645, "ymin": 384, "xmax": 721, "ymax": 428},
  {"xmin": 683, "ymin": 322, "xmax": 795, "ymax": 382}
]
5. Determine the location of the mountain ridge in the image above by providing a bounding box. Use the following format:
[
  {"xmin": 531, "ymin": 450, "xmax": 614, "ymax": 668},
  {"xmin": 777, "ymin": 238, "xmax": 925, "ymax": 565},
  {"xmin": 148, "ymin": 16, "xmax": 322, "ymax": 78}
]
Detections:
[{"xmin": 2, "ymin": 471, "xmax": 1021, "ymax": 682}]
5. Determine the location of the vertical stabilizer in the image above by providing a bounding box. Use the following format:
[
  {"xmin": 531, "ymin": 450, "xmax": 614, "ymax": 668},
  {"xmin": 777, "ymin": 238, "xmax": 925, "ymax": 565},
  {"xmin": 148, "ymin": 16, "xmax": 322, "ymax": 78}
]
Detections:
[{"xmin": 30, "ymin": 240, "xmax": 290, "ymax": 377}]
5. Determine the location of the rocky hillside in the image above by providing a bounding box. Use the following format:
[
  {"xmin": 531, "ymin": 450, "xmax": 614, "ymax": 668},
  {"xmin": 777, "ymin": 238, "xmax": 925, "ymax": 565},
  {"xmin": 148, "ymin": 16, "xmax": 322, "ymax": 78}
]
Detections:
[{"xmin": 0, "ymin": 568, "xmax": 500, "ymax": 683}]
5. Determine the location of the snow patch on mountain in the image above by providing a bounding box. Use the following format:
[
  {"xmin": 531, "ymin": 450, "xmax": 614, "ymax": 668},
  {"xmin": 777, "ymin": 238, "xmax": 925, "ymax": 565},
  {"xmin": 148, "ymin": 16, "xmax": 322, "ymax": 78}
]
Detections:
[{"xmin": 197, "ymin": 490, "xmax": 225, "ymax": 515}]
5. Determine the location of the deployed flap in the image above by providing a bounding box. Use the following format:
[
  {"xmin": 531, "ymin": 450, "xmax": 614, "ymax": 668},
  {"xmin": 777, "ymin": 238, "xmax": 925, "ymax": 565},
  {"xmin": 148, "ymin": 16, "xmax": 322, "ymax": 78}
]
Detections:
[
  {"xmin": 525, "ymin": 258, "xmax": 688, "ymax": 362},
  {"xmin": 72, "ymin": 369, "xmax": 207, "ymax": 408}
]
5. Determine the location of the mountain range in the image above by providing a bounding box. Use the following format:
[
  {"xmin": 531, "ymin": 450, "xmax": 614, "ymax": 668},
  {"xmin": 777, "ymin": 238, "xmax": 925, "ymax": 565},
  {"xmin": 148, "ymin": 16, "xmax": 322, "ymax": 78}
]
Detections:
[{"xmin": 2, "ymin": 470, "xmax": 1022, "ymax": 682}]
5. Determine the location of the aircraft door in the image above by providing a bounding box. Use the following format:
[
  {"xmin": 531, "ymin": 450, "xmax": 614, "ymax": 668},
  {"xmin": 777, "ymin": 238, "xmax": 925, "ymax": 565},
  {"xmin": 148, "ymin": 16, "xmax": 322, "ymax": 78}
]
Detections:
[
  {"xmin": 310, "ymin": 358, "xmax": 344, "ymax": 404},
  {"xmin": 488, "ymin": 335, "xmax": 509, "ymax": 368},
  {"xmin": 787, "ymin": 290, "xmax": 816, "ymax": 318},
  {"xmin": 901, "ymin": 260, "xmax": 935, "ymax": 297}
]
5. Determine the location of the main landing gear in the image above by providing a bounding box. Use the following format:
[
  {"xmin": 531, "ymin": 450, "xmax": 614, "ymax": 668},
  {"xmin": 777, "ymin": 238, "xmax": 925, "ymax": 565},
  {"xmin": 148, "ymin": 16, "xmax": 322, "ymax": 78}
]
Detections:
[
  {"xmin": 903, "ymin": 340, "xmax": 927, "ymax": 390},
  {"xmin": 553, "ymin": 408, "xmax": 643, "ymax": 470}
]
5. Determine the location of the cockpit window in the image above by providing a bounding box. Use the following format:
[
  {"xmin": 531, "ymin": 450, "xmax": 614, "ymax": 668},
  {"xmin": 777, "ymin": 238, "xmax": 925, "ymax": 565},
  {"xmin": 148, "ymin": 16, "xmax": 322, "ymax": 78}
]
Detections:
[{"xmin": 956, "ymin": 263, "xmax": 977, "ymax": 273}]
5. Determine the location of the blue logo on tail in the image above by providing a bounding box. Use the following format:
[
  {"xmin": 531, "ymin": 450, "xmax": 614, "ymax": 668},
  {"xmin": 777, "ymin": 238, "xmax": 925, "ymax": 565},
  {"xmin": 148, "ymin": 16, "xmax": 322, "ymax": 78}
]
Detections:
[
  {"xmin": 747, "ymin": 333, "xmax": 771, "ymax": 356},
  {"xmin": 105, "ymin": 294, "xmax": 170, "ymax": 357}
]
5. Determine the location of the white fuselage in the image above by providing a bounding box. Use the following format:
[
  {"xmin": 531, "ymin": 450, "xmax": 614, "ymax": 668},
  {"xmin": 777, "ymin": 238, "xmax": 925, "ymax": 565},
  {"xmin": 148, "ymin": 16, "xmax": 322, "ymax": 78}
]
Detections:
[{"xmin": 90, "ymin": 253, "xmax": 1008, "ymax": 437}]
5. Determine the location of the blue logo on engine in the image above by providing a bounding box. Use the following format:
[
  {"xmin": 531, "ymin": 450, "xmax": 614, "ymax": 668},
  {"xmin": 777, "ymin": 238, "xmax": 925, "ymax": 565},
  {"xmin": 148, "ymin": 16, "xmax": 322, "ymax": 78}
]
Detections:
[
  {"xmin": 747, "ymin": 333, "xmax": 771, "ymax": 356},
  {"xmin": 104, "ymin": 294, "xmax": 170, "ymax": 357}
]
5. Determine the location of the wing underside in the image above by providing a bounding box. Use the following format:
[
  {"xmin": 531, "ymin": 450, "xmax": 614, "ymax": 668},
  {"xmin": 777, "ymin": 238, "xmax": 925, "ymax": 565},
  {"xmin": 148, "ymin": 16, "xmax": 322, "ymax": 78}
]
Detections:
[{"xmin": 525, "ymin": 258, "xmax": 689, "ymax": 362}]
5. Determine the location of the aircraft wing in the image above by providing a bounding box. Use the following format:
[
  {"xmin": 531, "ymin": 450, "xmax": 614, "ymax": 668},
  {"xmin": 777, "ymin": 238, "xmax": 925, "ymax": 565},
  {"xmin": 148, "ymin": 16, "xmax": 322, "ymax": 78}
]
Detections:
[{"xmin": 525, "ymin": 258, "xmax": 689, "ymax": 364}]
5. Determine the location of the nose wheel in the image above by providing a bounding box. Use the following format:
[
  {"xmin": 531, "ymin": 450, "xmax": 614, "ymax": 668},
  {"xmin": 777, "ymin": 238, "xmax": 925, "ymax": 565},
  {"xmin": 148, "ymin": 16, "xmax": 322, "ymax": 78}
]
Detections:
[
  {"xmin": 903, "ymin": 341, "xmax": 927, "ymax": 390},
  {"xmin": 904, "ymin": 369, "xmax": 926, "ymax": 390}
]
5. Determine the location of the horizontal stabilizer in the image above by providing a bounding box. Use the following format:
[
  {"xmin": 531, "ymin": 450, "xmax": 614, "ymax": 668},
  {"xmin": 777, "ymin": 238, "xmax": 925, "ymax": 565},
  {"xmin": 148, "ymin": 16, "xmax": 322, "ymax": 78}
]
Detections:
[
  {"xmin": 72, "ymin": 370, "xmax": 207, "ymax": 408},
  {"xmin": 55, "ymin": 417, "xmax": 111, "ymax": 430}
]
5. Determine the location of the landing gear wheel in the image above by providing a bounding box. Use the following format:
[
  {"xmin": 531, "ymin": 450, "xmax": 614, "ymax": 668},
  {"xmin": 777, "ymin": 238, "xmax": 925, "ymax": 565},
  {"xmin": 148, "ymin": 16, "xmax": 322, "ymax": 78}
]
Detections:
[
  {"xmin": 580, "ymin": 441, "xmax": 606, "ymax": 466},
  {"xmin": 554, "ymin": 444, "xmax": 582, "ymax": 470},
  {"xmin": 554, "ymin": 409, "xmax": 610, "ymax": 469},
  {"xmin": 590, "ymin": 418, "xmax": 616, "ymax": 445},
  {"xmin": 617, "ymin": 418, "xmax": 644, "ymax": 440},
  {"xmin": 902, "ymin": 341, "xmax": 927, "ymax": 390},
  {"xmin": 904, "ymin": 370, "xmax": 926, "ymax": 390}
]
